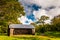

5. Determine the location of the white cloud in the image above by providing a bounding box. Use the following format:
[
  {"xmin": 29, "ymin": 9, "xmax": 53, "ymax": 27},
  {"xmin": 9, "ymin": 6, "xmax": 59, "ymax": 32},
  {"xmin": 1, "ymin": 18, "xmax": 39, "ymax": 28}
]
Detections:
[
  {"xmin": 33, "ymin": 9, "xmax": 48, "ymax": 19},
  {"xmin": 48, "ymin": 7, "xmax": 60, "ymax": 17},
  {"xmin": 19, "ymin": 0, "xmax": 60, "ymax": 24},
  {"xmin": 19, "ymin": 0, "xmax": 60, "ymax": 8},
  {"xmin": 18, "ymin": 16, "xmax": 33, "ymax": 24},
  {"xmin": 44, "ymin": 20, "xmax": 51, "ymax": 24},
  {"xmin": 33, "ymin": 9, "xmax": 52, "ymax": 24}
]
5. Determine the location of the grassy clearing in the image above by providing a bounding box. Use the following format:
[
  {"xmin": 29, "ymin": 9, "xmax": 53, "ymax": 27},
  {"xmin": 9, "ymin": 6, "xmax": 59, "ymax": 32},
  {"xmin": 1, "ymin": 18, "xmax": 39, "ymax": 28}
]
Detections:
[
  {"xmin": 44, "ymin": 31, "xmax": 60, "ymax": 38},
  {"xmin": 0, "ymin": 35, "xmax": 60, "ymax": 40},
  {"xmin": 0, "ymin": 31, "xmax": 60, "ymax": 40},
  {"xmin": 0, "ymin": 36, "xmax": 42, "ymax": 40}
]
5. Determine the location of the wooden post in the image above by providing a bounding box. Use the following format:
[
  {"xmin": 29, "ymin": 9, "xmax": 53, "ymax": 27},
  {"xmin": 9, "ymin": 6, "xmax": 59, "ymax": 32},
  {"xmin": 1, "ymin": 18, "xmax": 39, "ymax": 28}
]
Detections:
[
  {"xmin": 32, "ymin": 28, "xmax": 35, "ymax": 35},
  {"xmin": 10, "ymin": 28, "xmax": 14, "ymax": 36}
]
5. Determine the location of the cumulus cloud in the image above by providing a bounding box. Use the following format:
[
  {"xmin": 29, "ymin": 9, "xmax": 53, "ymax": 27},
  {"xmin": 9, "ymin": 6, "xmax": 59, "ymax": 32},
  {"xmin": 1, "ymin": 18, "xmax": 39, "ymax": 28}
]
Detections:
[
  {"xmin": 48, "ymin": 7, "xmax": 60, "ymax": 17},
  {"xmin": 19, "ymin": 0, "xmax": 60, "ymax": 8},
  {"xmin": 19, "ymin": 0, "xmax": 60, "ymax": 24},
  {"xmin": 18, "ymin": 16, "xmax": 33, "ymax": 24},
  {"xmin": 33, "ymin": 9, "xmax": 48, "ymax": 19}
]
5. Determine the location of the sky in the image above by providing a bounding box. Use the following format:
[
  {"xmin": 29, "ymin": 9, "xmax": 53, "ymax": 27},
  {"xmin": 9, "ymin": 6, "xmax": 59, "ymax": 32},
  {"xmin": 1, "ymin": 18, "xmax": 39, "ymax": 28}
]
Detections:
[{"xmin": 18, "ymin": 0, "xmax": 60, "ymax": 24}]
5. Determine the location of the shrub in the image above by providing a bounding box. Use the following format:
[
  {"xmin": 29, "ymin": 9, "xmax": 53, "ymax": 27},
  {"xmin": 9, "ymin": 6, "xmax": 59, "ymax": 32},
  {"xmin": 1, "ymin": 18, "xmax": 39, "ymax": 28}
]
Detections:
[{"xmin": 35, "ymin": 25, "xmax": 47, "ymax": 33}]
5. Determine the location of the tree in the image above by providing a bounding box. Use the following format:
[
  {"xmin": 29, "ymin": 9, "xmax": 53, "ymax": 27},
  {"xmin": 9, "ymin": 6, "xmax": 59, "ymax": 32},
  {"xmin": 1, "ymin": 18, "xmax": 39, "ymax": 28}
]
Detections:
[
  {"xmin": 0, "ymin": 0, "xmax": 25, "ymax": 34},
  {"xmin": 51, "ymin": 15, "xmax": 60, "ymax": 25},
  {"xmin": 38, "ymin": 15, "xmax": 49, "ymax": 26},
  {"xmin": 35, "ymin": 15, "xmax": 49, "ymax": 33},
  {"xmin": 51, "ymin": 15, "xmax": 60, "ymax": 31}
]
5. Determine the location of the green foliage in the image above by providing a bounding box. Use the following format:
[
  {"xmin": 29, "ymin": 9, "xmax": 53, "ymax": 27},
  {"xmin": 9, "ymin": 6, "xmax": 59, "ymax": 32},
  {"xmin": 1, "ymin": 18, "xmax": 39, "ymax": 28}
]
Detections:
[
  {"xmin": 35, "ymin": 15, "xmax": 49, "ymax": 33},
  {"xmin": 51, "ymin": 15, "xmax": 60, "ymax": 31},
  {"xmin": 35, "ymin": 15, "xmax": 60, "ymax": 34},
  {"xmin": 0, "ymin": 0, "xmax": 25, "ymax": 35},
  {"xmin": 39, "ymin": 15, "xmax": 49, "ymax": 25},
  {"xmin": 35, "ymin": 25, "xmax": 47, "ymax": 33}
]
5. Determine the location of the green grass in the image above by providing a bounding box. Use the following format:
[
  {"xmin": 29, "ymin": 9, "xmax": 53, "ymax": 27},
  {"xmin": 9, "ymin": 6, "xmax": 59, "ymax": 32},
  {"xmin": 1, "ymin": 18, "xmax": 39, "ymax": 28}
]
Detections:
[
  {"xmin": 0, "ymin": 36, "xmax": 44, "ymax": 40},
  {"xmin": 0, "ymin": 31, "xmax": 60, "ymax": 40},
  {"xmin": 44, "ymin": 31, "xmax": 60, "ymax": 38},
  {"xmin": 0, "ymin": 35, "xmax": 60, "ymax": 40}
]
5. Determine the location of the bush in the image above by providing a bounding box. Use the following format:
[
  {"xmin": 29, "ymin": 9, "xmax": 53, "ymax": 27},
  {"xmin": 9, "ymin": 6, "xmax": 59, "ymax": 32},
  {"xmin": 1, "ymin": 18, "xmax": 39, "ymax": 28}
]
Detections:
[{"xmin": 35, "ymin": 25, "xmax": 47, "ymax": 33}]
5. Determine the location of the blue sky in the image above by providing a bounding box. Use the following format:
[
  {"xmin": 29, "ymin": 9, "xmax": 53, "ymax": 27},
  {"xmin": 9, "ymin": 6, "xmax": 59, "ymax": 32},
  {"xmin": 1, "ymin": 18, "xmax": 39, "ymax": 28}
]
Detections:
[
  {"xmin": 26, "ymin": 4, "xmax": 41, "ymax": 21},
  {"xmin": 18, "ymin": 0, "xmax": 60, "ymax": 24}
]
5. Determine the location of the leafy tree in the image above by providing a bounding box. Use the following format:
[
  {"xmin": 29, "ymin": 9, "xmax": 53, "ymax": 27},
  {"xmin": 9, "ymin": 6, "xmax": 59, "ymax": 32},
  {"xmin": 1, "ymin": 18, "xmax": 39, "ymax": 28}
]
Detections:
[
  {"xmin": 38, "ymin": 15, "xmax": 49, "ymax": 26},
  {"xmin": 0, "ymin": 0, "xmax": 25, "ymax": 34},
  {"xmin": 35, "ymin": 15, "xmax": 49, "ymax": 33},
  {"xmin": 51, "ymin": 15, "xmax": 60, "ymax": 31}
]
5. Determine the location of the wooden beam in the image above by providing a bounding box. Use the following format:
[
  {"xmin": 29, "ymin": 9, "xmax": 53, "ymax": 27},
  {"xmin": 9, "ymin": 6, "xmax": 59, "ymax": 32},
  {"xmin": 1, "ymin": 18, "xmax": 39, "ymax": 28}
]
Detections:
[
  {"xmin": 32, "ymin": 29, "xmax": 35, "ymax": 35},
  {"xmin": 10, "ymin": 28, "xmax": 14, "ymax": 36}
]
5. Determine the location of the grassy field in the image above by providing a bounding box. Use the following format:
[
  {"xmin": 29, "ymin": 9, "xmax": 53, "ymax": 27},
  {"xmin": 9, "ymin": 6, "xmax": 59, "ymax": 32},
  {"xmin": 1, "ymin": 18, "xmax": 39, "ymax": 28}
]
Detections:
[
  {"xmin": 0, "ymin": 35, "xmax": 60, "ymax": 40},
  {"xmin": 0, "ymin": 32, "xmax": 60, "ymax": 40},
  {"xmin": 44, "ymin": 31, "xmax": 60, "ymax": 38}
]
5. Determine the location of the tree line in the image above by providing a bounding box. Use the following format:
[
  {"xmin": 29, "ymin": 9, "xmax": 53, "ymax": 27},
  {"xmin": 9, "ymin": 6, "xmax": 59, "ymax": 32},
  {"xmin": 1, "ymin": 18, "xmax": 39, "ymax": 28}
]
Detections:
[{"xmin": 31, "ymin": 15, "xmax": 60, "ymax": 33}]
